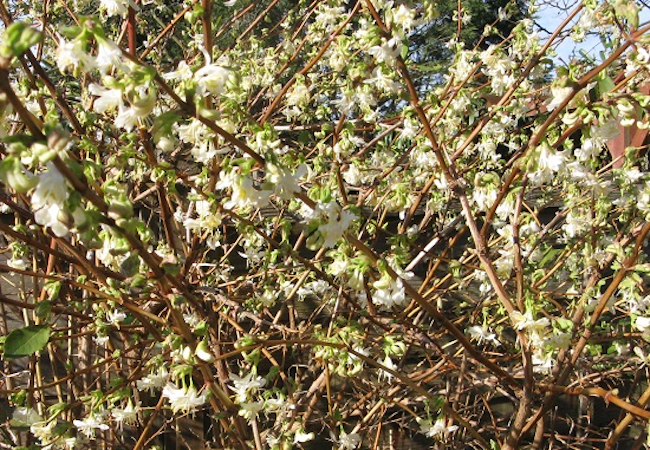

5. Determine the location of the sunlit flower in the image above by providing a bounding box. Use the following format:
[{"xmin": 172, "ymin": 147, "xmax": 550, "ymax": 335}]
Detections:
[
  {"xmin": 512, "ymin": 311, "xmax": 550, "ymax": 332},
  {"xmin": 529, "ymin": 143, "xmax": 565, "ymax": 186},
  {"xmin": 136, "ymin": 367, "xmax": 169, "ymax": 392},
  {"xmin": 368, "ymin": 37, "xmax": 400, "ymax": 66},
  {"xmin": 88, "ymin": 83, "xmax": 123, "ymax": 113},
  {"xmin": 32, "ymin": 163, "xmax": 70, "ymax": 237},
  {"xmin": 111, "ymin": 400, "xmax": 140, "ymax": 426},
  {"xmin": 467, "ymin": 325, "xmax": 501, "ymax": 346},
  {"xmin": 293, "ymin": 429, "xmax": 315, "ymax": 444},
  {"xmin": 195, "ymin": 341, "xmax": 215, "ymax": 363},
  {"xmin": 229, "ymin": 371, "xmax": 267, "ymax": 403},
  {"xmin": 237, "ymin": 401, "xmax": 263, "ymax": 421},
  {"xmin": 105, "ymin": 309, "xmax": 127, "ymax": 328},
  {"xmin": 532, "ymin": 351, "xmax": 555, "ymax": 374},
  {"xmin": 7, "ymin": 258, "xmax": 27, "ymax": 271},
  {"xmin": 337, "ymin": 429, "xmax": 362, "ymax": 450},
  {"xmin": 266, "ymin": 163, "xmax": 305, "ymax": 199},
  {"xmin": 389, "ymin": 4, "xmax": 416, "ymax": 32},
  {"xmin": 73, "ymin": 414, "xmax": 109, "ymax": 438},
  {"xmin": 163, "ymin": 60, "xmax": 193, "ymax": 82},
  {"xmin": 635, "ymin": 316, "xmax": 650, "ymax": 333},
  {"xmin": 100, "ymin": 0, "xmax": 130, "ymax": 17},
  {"xmin": 114, "ymin": 105, "xmax": 139, "ymax": 131},
  {"xmin": 56, "ymin": 39, "xmax": 94, "ymax": 74},
  {"xmin": 194, "ymin": 64, "xmax": 231, "ymax": 97},
  {"xmin": 96, "ymin": 39, "xmax": 125, "ymax": 74},
  {"xmin": 218, "ymin": 170, "xmax": 271, "ymax": 210},
  {"xmin": 372, "ymin": 275, "xmax": 407, "ymax": 308},
  {"xmin": 314, "ymin": 201, "xmax": 356, "ymax": 248},
  {"xmin": 378, "ymin": 355, "xmax": 397, "ymax": 382},
  {"xmin": 417, "ymin": 417, "xmax": 458, "ymax": 438},
  {"xmin": 546, "ymin": 85, "xmax": 574, "ymax": 111},
  {"xmin": 162, "ymin": 383, "xmax": 207, "ymax": 414}
]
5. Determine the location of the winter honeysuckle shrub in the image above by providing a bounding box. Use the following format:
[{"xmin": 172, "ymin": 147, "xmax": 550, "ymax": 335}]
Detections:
[{"xmin": 0, "ymin": 1, "xmax": 649, "ymax": 449}]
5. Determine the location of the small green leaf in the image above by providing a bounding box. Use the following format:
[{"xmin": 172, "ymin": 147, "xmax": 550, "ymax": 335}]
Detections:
[{"xmin": 4, "ymin": 325, "xmax": 50, "ymax": 359}]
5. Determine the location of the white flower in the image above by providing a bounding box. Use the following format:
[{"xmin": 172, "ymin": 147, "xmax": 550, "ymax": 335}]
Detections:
[
  {"xmin": 163, "ymin": 60, "xmax": 193, "ymax": 82},
  {"xmin": 94, "ymin": 335, "xmax": 109, "ymax": 346},
  {"xmin": 73, "ymin": 414, "xmax": 109, "ymax": 438},
  {"xmin": 372, "ymin": 275, "xmax": 407, "ymax": 308},
  {"xmin": 512, "ymin": 311, "xmax": 550, "ymax": 332},
  {"xmin": 237, "ymin": 401, "xmax": 264, "ymax": 421},
  {"xmin": 546, "ymin": 85, "xmax": 574, "ymax": 111},
  {"xmin": 218, "ymin": 170, "xmax": 270, "ymax": 211},
  {"xmin": 56, "ymin": 39, "xmax": 94, "ymax": 74},
  {"xmin": 378, "ymin": 355, "xmax": 397, "ymax": 382},
  {"xmin": 563, "ymin": 210, "xmax": 588, "ymax": 238},
  {"xmin": 30, "ymin": 420, "xmax": 56, "ymax": 445},
  {"xmin": 176, "ymin": 118, "xmax": 214, "ymax": 144},
  {"xmin": 389, "ymin": 4, "xmax": 416, "ymax": 32},
  {"xmin": 417, "ymin": 417, "xmax": 458, "ymax": 438},
  {"xmin": 577, "ymin": 120, "xmax": 620, "ymax": 162},
  {"xmin": 194, "ymin": 64, "xmax": 231, "ymax": 97},
  {"xmin": 195, "ymin": 341, "xmax": 215, "ymax": 363},
  {"xmin": 265, "ymin": 395, "xmax": 286, "ymax": 412},
  {"xmin": 512, "ymin": 311, "xmax": 551, "ymax": 348},
  {"xmin": 314, "ymin": 201, "xmax": 356, "ymax": 248},
  {"xmin": 529, "ymin": 143, "xmax": 565, "ymax": 186},
  {"xmin": 544, "ymin": 331, "xmax": 571, "ymax": 350},
  {"xmin": 286, "ymin": 83, "xmax": 311, "ymax": 107},
  {"xmin": 32, "ymin": 164, "xmax": 70, "ymax": 237},
  {"xmin": 105, "ymin": 309, "xmax": 127, "ymax": 328},
  {"xmin": 162, "ymin": 383, "xmax": 207, "ymax": 414},
  {"xmin": 88, "ymin": 83, "xmax": 123, "ymax": 113},
  {"xmin": 136, "ymin": 367, "xmax": 169, "ymax": 392},
  {"xmin": 364, "ymin": 67, "xmax": 401, "ymax": 94},
  {"xmin": 343, "ymin": 164, "xmax": 362, "ymax": 185},
  {"xmin": 368, "ymin": 37, "xmax": 400, "ymax": 66},
  {"xmin": 467, "ymin": 325, "xmax": 501, "ymax": 346},
  {"xmin": 114, "ymin": 105, "xmax": 139, "ymax": 131},
  {"xmin": 100, "ymin": 0, "xmax": 130, "ymax": 17},
  {"xmin": 266, "ymin": 163, "xmax": 305, "ymax": 199},
  {"xmin": 33, "ymin": 164, "xmax": 67, "ymax": 206},
  {"xmin": 337, "ymin": 429, "xmax": 362, "ymax": 450},
  {"xmin": 111, "ymin": 400, "xmax": 140, "ymax": 426},
  {"xmin": 182, "ymin": 312, "xmax": 202, "ymax": 328},
  {"xmin": 96, "ymin": 39, "xmax": 124, "ymax": 74},
  {"xmin": 7, "ymin": 258, "xmax": 27, "ymax": 270},
  {"xmin": 532, "ymin": 351, "xmax": 555, "ymax": 374},
  {"xmin": 293, "ymin": 429, "xmax": 315, "ymax": 444},
  {"xmin": 636, "ymin": 316, "xmax": 650, "ymax": 333},
  {"xmin": 229, "ymin": 371, "xmax": 267, "ymax": 403},
  {"xmin": 33, "ymin": 202, "xmax": 68, "ymax": 237}
]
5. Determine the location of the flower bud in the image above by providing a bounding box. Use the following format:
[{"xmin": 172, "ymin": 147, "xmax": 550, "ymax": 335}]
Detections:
[{"xmin": 195, "ymin": 341, "xmax": 214, "ymax": 363}]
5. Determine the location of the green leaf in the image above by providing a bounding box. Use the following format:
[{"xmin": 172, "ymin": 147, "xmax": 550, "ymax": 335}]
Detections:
[{"xmin": 4, "ymin": 325, "xmax": 50, "ymax": 359}]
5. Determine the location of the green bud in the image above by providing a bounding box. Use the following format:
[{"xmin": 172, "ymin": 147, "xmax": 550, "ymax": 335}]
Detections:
[
  {"xmin": 108, "ymin": 198, "xmax": 134, "ymax": 219},
  {"xmin": 0, "ymin": 156, "xmax": 37, "ymax": 193},
  {"xmin": 31, "ymin": 142, "xmax": 56, "ymax": 163},
  {"xmin": 195, "ymin": 340, "xmax": 214, "ymax": 363},
  {"xmin": 0, "ymin": 22, "xmax": 42, "ymax": 59}
]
